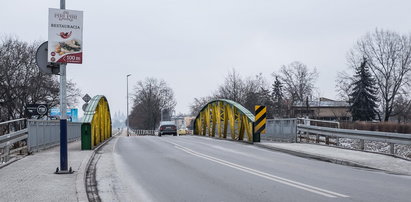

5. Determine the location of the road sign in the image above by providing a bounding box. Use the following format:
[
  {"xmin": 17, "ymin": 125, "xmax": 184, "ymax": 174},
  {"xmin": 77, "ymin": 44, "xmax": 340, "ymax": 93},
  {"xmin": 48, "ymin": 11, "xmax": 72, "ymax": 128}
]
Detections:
[
  {"xmin": 48, "ymin": 8, "xmax": 83, "ymax": 64},
  {"xmin": 26, "ymin": 104, "xmax": 49, "ymax": 117},
  {"xmin": 82, "ymin": 94, "xmax": 91, "ymax": 103},
  {"xmin": 36, "ymin": 41, "xmax": 60, "ymax": 74},
  {"xmin": 82, "ymin": 103, "xmax": 88, "ymax": 112},
  {"xmin": 254, "ymin": 105, "xmax": 267, "ymax": 134}
]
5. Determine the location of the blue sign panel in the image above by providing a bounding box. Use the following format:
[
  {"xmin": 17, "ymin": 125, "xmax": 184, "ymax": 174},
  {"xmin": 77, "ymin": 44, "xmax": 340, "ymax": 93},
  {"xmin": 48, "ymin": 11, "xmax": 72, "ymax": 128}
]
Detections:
[{"xmin": 49, "ymin": 108, "xmax": 79, "ymax": 122}]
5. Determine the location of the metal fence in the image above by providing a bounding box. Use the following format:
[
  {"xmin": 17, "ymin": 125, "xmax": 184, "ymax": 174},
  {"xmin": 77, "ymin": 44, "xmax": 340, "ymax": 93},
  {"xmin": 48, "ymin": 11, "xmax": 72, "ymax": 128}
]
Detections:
[
  {"xmin": 27, "ymin": 120, "xmax": 82, "ymax": 152},
  {"xmin": 261, "ymin": 119, "xmax": 297, "ymax": 142}
]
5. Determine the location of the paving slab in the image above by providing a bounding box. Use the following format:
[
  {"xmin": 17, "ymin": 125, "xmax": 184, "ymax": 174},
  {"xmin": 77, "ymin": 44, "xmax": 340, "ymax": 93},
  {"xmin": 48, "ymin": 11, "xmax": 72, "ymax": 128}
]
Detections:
[
  {"xmin": 256, "ymin": 142, "xmax": 411, "ymax": 176},
  {"xmin": 0, "ymin": 140, "xmax": 92, "ymax": 202}
]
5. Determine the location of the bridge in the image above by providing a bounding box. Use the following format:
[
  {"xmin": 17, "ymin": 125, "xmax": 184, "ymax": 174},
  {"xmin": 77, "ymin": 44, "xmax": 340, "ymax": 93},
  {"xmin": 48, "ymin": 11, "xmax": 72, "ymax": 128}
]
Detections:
[{"xmin": 1, "ymin": 99, "xmax": 411, "ymax": 201}]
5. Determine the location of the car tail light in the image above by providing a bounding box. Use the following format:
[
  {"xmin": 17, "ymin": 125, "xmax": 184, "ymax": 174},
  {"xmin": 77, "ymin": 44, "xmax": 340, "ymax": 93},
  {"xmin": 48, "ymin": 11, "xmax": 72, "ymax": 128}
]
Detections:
[
  {"xmin": 160, "ymin": 126, "xmax": 164, "ymax": 130},
  {"xmin": 172, "ymin": 126, "xmax": 176, "ymax": 130}
]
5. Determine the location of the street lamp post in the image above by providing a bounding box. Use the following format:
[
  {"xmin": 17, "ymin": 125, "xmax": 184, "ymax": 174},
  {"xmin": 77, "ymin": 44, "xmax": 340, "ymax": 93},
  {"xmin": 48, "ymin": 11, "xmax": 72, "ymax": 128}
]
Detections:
[{"xmin": 126, "ymin": 74, "xmax": 131, "ymax": 136}]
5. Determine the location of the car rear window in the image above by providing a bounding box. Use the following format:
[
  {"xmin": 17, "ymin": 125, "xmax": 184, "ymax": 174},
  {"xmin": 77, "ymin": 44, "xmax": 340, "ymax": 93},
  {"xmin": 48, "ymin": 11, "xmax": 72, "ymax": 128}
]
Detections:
[{"xmin": 162, "ymin": 125, "xmax": 176, "ymax": 128}]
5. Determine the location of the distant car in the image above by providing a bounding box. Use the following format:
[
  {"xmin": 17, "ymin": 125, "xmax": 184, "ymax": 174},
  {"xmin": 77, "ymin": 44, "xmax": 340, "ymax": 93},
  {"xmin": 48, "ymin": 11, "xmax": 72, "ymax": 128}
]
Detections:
[
  {"xmin": 178, "ymin": 128, "xmax": 187, "ymax": 135},
  {"xmin": 159, "ymin": 122, "xmax": 177, "ymax": 136}
]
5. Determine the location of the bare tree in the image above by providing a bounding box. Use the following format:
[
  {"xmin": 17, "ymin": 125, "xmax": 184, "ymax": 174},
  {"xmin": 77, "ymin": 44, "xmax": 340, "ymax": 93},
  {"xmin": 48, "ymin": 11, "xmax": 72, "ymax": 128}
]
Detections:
[
  {"xmin": 335, "ymin": 71, "xmax": 354, "ymax": 102},
  {"xmin": 216, "ymin": 68, "xmax": 246, "ymax": 104},
  {"xmin": 348, "ymin": 29, "xmax": 411, "ymax": 121},
  {"xmin": 190, "ymin": 96, "xmax": 214, "ymax": 116},
  {"xmin": 391, "ymin": 92, "xmax": 411, "ymax": 123},
  {"xmin": 242, "ymin": 73, "xmax": 273, "ymax": 116},
  {"xmin": 191, "ymin": 70, "xmax": 275, "ymax": 117},
  {"xmin": 214, "ymin": 70, "xmax": 274, "ymax": 114},
  {"xmin": 0, "ymin": 37, "xmax": 80, "ymax": 120},
  {"xmin": 129, "ymin": 78, "xmax": 176, "ymax": 130},
  {"xmin": 273, "ymin": 61, "xmax": 318, "ymax": 104},
  {"xmin": 271, "ymin": 76, "xmax": 288, "ymax": 118}
]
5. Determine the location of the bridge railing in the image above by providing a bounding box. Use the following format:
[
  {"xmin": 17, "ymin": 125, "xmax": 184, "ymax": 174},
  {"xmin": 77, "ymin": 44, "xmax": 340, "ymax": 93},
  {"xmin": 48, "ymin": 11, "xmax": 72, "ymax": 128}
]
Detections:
[
  {"xmin": 0, "ymin": 118, "xmax": 28, "ymax": 163},
  {"xmin": 262, "ymin": 119, "xmax": 297, "ymax": 142},
  {"xmin": 297, "ymin": 124, "xmax": 411, "ymax": 158},
  {"xmin": 27, "ymin": 120, "xmax": 82, "ymax": 152},
  {"xmin": 131, "ymin": 129, "xmax": 156, "ymax": 136}
]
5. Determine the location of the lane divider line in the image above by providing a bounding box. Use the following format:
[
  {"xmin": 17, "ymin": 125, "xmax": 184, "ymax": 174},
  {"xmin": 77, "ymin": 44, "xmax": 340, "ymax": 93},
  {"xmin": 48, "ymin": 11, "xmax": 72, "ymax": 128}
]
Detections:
[{"xmin": 163, "ymin": 139, "xmax": 349, "ymax": 198}]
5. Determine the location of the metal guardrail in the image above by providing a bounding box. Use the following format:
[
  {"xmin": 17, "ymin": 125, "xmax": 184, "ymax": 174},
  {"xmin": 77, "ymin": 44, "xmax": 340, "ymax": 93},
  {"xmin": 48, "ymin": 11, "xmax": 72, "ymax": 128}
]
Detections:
[
  {"xmin": 297, "ymin": 124, "xmax": 411, "ymax": 155},
  {"xmin": 0, "ymin": 119, "xmax": 28, "ymax": 163},
  {"xmin": 297, "ymin": 118, "xmax": 340, "ymax": 128}
]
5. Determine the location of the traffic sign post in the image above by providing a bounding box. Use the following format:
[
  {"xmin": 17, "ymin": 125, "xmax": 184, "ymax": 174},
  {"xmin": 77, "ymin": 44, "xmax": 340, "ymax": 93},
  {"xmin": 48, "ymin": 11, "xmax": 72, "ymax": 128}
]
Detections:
[
  {"xmin": 25, "ymin": 104, "xmax": 49, "ymax": 118},
  {"xmin": 253, "ymin": 105, "xmax": 267, "ymax": 143},
  {"xmin": 82, "ymin": 94, "xmax": 91, "ymax": 103},
  {"xmin": 35, "ymin": 41, "xmax": 60, "ymax": 75},
  {"xmin": 82, "ymin": 94, "xmax": 91, "ymax": 112}
]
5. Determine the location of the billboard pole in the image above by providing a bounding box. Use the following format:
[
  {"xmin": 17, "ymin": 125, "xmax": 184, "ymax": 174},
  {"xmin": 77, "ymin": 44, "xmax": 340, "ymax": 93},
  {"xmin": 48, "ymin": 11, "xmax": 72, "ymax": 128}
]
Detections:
[{"xmin": 56, "ymin": 0, "xmax": 71, "ymax": 174}]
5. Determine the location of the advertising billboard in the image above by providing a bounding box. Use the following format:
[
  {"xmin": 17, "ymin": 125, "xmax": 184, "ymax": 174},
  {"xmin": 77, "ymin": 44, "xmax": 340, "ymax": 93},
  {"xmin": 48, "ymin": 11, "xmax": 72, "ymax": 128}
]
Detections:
[
  {"xmin": 48, "ymin": 8, "xmax": 83, "ymax": 64},
  {"xmin": 49, "ymin": 108, "xmax": 79, "ymax": 122}
]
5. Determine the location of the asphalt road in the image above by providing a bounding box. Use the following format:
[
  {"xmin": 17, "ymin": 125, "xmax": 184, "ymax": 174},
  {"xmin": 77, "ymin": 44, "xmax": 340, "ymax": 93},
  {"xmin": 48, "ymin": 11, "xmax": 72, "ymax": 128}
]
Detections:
[{"xmin": 97, "ymin": 135, "xmax": 411, "ymax": 202}]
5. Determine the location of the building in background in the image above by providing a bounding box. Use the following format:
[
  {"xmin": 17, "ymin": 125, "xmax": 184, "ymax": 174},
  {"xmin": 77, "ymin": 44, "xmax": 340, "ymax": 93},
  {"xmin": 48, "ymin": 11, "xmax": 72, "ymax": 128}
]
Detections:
[{"xmin": 292, "ymin": 97, "xmax": 351, "ymax": 121}]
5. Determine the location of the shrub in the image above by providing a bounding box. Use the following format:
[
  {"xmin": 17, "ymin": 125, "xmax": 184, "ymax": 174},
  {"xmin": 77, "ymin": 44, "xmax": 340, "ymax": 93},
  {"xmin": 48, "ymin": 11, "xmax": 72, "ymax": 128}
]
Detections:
[{"xmin": 340, "ymin": 121, "xmax": 411, "ymax": 134}]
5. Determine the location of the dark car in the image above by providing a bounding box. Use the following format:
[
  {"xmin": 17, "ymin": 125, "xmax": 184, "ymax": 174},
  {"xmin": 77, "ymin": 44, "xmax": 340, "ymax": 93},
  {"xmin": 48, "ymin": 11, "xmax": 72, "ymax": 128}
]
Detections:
[{"xmin": 159, "ymin": 122, "xmax": 177, "ymax": 136}]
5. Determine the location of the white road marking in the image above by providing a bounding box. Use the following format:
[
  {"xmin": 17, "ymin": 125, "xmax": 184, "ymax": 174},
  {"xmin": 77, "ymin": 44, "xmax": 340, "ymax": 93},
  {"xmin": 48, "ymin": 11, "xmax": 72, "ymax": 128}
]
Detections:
[{"xmin": 164, "ymin": 139, "xmax": 349, "ymax": 198}]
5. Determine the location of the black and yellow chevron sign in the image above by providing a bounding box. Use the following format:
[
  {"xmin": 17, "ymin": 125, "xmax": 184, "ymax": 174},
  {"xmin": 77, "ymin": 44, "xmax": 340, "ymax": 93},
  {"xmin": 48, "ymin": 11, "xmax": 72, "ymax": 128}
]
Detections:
[{"xmin": 254, "ymin": 105, "xmax": 266, "ymax": 134}]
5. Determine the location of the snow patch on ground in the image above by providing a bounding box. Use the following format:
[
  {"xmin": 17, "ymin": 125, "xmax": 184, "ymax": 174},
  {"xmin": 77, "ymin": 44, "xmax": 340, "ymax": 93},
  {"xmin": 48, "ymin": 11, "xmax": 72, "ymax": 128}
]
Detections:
[
  {"xmin": 338, "ymin": 138, "xmax": 411, "ymax": 160},
  {"xmin": 299, "ymin": 134, "xmax": 411, "ymax": 160}
]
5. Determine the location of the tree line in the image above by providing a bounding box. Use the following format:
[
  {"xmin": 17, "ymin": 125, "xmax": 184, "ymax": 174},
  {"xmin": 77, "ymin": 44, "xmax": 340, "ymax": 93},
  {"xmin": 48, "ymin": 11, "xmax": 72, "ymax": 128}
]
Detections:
[
  {"xmin": 190, "ymin": 62, "xmax": 318, "ymax": 119},
  {"xmin": 192, "ymin": 28, "xmax": 411, "ymax": 122}
]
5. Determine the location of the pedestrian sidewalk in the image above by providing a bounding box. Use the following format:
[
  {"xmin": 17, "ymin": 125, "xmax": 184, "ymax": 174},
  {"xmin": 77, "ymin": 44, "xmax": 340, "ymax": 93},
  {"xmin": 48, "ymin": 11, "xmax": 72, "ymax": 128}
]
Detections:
[
  {"xmin": 0, "ymin": 140, "xmax": 92, "ymax": 202},
  {"xmin": 256, "ymin": 142, "xmax": 411, "ymax": 176}
]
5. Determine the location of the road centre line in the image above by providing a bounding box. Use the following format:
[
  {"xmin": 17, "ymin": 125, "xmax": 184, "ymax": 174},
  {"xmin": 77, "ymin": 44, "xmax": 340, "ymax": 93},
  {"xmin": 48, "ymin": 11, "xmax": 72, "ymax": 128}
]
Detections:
[{"xmin": 163, "ymin": 139, "xmax": 349, "ymax": 198}]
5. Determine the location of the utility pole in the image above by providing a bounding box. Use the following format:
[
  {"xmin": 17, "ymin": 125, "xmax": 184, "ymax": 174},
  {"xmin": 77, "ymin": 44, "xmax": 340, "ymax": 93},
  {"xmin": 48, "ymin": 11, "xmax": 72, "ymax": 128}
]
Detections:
[{"xmin": 127, "ymin": 74, "xmax": 131, "ymax": 136}]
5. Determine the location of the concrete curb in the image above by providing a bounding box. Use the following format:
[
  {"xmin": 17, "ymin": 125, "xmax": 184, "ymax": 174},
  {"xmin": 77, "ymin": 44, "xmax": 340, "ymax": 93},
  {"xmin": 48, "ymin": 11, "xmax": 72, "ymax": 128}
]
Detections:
[
  {"xmin": 75, "ymin": 151, "xmax": 93, "ymax": 202},
  {"xmin": 79, "ymin": 130, "xmax": 122, "ymax": 202},
  {"xmin": 253, "ymin": 143, "xmax": 394, "ymax": 174}
]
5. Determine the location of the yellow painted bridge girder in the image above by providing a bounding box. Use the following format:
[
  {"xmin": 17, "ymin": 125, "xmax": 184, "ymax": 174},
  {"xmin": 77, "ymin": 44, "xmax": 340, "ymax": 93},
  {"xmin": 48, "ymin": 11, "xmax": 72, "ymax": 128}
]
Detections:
[
  {"xmin": 82, "ymin": 95, "xmax": 112, "ymax": 148},
  {"xmin": 194, "ymin": 99, "xmax": 255, "ymax": 142}
]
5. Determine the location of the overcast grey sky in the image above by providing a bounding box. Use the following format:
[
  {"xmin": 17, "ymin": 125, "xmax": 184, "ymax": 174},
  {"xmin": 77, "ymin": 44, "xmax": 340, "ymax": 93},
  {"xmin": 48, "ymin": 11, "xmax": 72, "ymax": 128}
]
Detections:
[{"xmin": 2, "ymin": 0, "xmax": 411, "ymax": 116}]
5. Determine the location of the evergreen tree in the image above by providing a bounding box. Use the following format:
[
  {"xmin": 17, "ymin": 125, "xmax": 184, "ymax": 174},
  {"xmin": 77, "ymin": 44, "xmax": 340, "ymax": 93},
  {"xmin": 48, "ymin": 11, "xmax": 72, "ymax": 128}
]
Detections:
[
  {"xmin": 272, "ymin": 76, "xmax": 284, "ymax": 117},
  {"xmin": 349, "ymin": 58, "xmax": 379, "ymax": 121}
]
